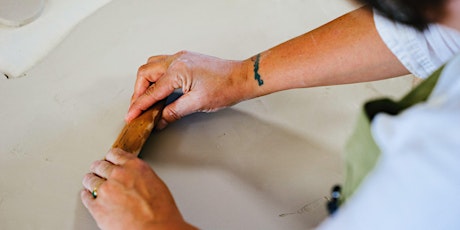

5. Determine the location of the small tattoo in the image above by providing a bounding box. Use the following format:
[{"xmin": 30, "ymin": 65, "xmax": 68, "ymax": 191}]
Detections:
[{"xmin": 253, "ymin": 54, "xmax": 264, "ymax": 86}]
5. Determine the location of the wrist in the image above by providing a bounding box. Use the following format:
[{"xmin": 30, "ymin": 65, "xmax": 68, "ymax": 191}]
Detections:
[{"xmin": 236, "ymin": 56, "xmax": 267, "ymax": 100}]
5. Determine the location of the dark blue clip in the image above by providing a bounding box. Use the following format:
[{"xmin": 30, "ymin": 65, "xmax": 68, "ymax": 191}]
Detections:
[{"xmin": 327, "ymin": 185, "xmax": 342, "ymax": 215}]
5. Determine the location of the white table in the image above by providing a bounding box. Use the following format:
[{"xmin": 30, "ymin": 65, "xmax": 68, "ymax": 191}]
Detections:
[{"xmin": 0, "ymin": 0, "xmax": 414, "ymax": 229}]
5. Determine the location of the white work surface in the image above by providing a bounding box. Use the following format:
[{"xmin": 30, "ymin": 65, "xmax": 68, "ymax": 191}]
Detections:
[{"xmin": 0, "ymin": 0, "xmax": 415, "ymax": 229}]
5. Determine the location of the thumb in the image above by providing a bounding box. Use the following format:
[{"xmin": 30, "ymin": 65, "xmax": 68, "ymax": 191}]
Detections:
[{"xmin": 156, "ymin": 94, "xmax": 199, "ymax": 130}]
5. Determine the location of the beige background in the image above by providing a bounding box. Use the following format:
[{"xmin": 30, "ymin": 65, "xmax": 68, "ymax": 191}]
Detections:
[{"xmin": 0, "ymin": 0, "xmax": 414, "ymax": 229}]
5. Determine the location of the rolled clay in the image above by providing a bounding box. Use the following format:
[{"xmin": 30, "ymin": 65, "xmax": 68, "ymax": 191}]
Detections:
[{"xmin": 112, "ymin": 100, "xmax": 166, "ymax": 156}]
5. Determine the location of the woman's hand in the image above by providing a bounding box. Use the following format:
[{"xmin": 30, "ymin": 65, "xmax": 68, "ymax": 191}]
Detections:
[
  {"xmin": 125, "ymin": 51, "xmax": 254, "ymax": 129},
  {"xmin": 81, "ymin": 148, "xmax": 196, "ymax": 230}
]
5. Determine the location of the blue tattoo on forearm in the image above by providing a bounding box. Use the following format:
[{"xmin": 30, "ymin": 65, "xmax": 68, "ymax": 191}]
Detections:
[{"xmin": 253, "ymin": 54, "xmax": 264, "ymax": 86}]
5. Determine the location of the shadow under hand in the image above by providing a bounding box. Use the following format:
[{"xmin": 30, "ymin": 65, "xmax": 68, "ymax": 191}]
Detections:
[{"xmin": 140, "ymin": 108, "xmax": 342, "ymax": 229}]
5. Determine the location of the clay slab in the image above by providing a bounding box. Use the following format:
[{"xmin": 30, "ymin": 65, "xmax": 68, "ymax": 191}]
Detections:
[{"xmin": 0, "ymin": 0, "xmax": 415, "ymax": 229}]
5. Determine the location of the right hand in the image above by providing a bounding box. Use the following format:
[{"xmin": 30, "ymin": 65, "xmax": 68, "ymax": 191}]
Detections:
[
  {"xmin": 81, "ymin": 148, "xmax": 197, "ymax": 230},
  {"xmin": 125, "ymin": 51, "xmax": 253, "ymax": 129}
]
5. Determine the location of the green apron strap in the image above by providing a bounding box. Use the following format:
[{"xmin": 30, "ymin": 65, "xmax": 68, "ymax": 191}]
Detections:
[
  {"xmin": 364, "ymin": 66, "xmax": 444, "ymax": 121},
  {"xmin": 341, "ymin": 65, "xmax": 445, "ymax": 204}
]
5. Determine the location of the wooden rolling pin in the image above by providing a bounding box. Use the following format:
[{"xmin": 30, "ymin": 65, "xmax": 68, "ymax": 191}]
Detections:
[{"xmin": 112, "ymin": 100, "xmax": 166, "ymax": 156}]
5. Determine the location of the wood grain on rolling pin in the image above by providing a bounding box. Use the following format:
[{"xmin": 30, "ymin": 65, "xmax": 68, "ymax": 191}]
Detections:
[{"xmin": 112, "ymin": 100, "xmax": 166, "ymax": 156}]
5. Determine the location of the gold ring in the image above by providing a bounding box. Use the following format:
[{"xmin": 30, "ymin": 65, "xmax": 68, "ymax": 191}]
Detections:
[{"xmin": 91, "ymin": 187, "xmax": 98, "ymax": 198}]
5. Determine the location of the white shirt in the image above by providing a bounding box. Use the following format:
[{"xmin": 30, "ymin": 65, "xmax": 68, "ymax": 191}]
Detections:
[
  {"xmin": 373, "ymin": 11, "xmax": 460, "ymax": 78},
  {"xmin": 317, "ymin": 10, "xmax": 460, "ymax": 230}
]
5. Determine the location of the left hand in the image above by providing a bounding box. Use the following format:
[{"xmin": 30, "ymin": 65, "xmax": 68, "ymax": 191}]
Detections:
[
  {"xmin": 125, "ymin": 51, "xmax": 254, "ymax": 129},
  {"xmin": 81, "ymin": 148, "xmax": 196, "ymax": 230}
]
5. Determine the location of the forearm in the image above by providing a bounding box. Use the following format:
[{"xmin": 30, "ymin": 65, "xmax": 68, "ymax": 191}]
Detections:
[
  {"xmin": 126, "ymin": 7, "xmax": 410, "ymax": 125},
  {"xmin": 242, "ymin": 6, "xmax": 409, "ymax": 98}
]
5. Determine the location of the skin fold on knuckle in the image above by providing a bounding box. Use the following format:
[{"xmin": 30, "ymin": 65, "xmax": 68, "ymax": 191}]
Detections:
[
  {"xmin": 164, "ymin": 106, "xmax": 182, "ymax": 123},
  {"xmin": 91, "ymin": 175, "xmax": 104, "ymax": 187},
  {"xmin": 95, "ymin": 161, "xmax": 112, "ymax": 178},
  {"xmin": 143, "ymin": 84, "xmax": 158, "ymax": 99},
  {"xmin": 141, "ymin": 84, "xmax": 169, "ymax": 106}
]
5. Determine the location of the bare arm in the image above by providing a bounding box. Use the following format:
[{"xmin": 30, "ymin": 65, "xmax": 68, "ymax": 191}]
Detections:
[
  {"xmin": 243, "ymin": 6, "xmax": 408, "ymax": 97},
  {"xmin": 126, "ymin": 6, "xmax": 408, "ymax": 127}
]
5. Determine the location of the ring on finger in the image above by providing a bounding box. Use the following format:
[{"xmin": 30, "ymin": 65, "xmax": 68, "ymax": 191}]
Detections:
[{"xmin": 92, "ymin": 187, "xmax": 98, "ymax": 199}]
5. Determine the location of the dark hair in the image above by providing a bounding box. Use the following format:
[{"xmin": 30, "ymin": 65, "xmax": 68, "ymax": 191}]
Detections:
[{"xmin": 357, "ymin": 0, "xmax": 447, "ymax": 30}]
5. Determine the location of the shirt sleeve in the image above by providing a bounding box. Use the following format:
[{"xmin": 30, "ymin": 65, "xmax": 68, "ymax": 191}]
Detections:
[
  {"xmin": 316, "ymin": 55, "xmax": 460, "ymax": 230},
  {"xmin": 373, "ymin": 10, "xmax": 460, "ymax": 78}
]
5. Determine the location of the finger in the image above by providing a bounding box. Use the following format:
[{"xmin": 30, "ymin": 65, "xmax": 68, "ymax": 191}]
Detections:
[
  {"xmin": 132, "ymin": 61, "xmax": 169, "ymax": 104},
  {"xmin": 80, "ymin": 189, "xmax": 102, "ymax": 220},
  {"xmin": 132, "ymin": 54, "xmax": 176, "ymax": 104},
  {"xmin": 82, "ymin": 173, "xmax": 105, "ymax": 192},
  {"xmin": 125, "ymin": 76, "xmax": 177, "ymax": 123},
  {"xmin": 131, "ymin": 75, "xmax": 152, "ymax": 106},
  {"xmin": 90, "ymin": 160, "xmax": 116, "ymax": 179},
  {"xmin": 105, "ymin": 148, "xmax": 135, "ymax": 166},
  {"xmin": 81, "ymin": 189, "xmax": 96, "ymax": 208}
]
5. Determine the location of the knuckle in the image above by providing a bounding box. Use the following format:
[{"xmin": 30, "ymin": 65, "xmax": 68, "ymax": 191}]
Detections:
[
  {"xmin": 109, "ymin": 166, "xmax": 134, "ymax": 187},
  {"xmin": 97, "ymin": 161, "xmax": 111, "ymax": 176},
  {"xmin": 110, "ymin": 166, "xmax": 125, "ymax": 180},
  {"xmin": 98, "ymin": 182, "xmax": 110, "ymax": 194},
  {"xmin": 144, "ymin": 84, "xmax": 164, "ymax": 101},
  {"xmin": 144, "ymin": 85, "xmax": 156, "ymax": 97},
  {"xmin": 124, "ymin": 157, "xmax": 148, "ymax": 170},
  {"xmin": 138, "ymin": 62, "xmax": 166, "ymax": 79},
  {"xmin": 147, "ymin": 56, "xmax": 157, "ymax": 63},
  {"xmin": 170, "ymin": 59, "xmax": 188, "ymax": 71},
  {"xmin": 170, "ymin": 50, "xmax": 191, "ymax": 66},
  {"xmin": 134, "ymin": 158, "xmax": 148, "ymax": 169},
  {"xmin": 133, "ymin": 159, "xmax": 153, "ymax": 175},
  {"xmin": 82, "ymin": 173, "xmax": 92, "ymax": 185},
  {"xmin": 176, "ymin": 50, "xmax": 189, "ymax": 56},
  {"xmin": 147, "ymin": 54, "xmax": 168, "ymax": 63},
  {"xmin": 111, "ymin": 148, "xmax": 128, "ymax": 162},
  {"xmin": 89, "ymin": 160, "xmax": 101, "ymax": 172},
  {"xmin": 137, "ymin": 64, "xmax": 149, "ymax": 76}
]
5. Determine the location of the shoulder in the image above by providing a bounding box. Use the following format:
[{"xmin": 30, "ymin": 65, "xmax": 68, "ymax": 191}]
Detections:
[{"xmin": 373, "ymin": 9, "xmax": 460, "ymax": 78}]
